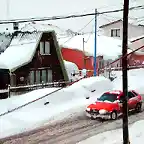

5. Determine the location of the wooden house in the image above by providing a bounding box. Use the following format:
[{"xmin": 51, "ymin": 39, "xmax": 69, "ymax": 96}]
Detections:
[{"xmin": 0, "ymin": 30, "xmax": 69, "ymax": 90}]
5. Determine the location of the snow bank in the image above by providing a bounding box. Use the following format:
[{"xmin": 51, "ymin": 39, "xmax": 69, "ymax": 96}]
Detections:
[
  {"xmin": 64, "ymin": 60, "xmax": 80, "ymax": 81},
  {"xmin": 112, "ymin": 68, "xmax": 144, "ymax": 94},
  {"xmin": 78, "ymin": 120, "xmax": 144, "ymax": 144},
  {"xmin": 0, "ymin": 76, "xmax": 112, "ymax": 138}
]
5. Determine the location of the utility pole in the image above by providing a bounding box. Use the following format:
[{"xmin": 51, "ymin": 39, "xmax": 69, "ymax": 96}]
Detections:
[
  {"xmin": 83, "ymin": 37, "xmax": 86, "ymax": 69},
  {"xmin": 93, "ymin": 9, "xmax": 97, "ymax": 76},
  {"xmin": 122, "ymin": 0, "xmax": 129, "ymax": 144}
]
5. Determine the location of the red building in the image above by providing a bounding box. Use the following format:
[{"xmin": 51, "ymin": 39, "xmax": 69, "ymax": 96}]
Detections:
[{"xmin": 61, "ymin": 47, "xmax": 102, "ymax": 76}]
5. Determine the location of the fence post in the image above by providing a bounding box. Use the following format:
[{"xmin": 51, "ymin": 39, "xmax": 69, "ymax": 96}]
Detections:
[{"xmin": 8, "ymin": 85, "xmax": 10, "ymax": 98}]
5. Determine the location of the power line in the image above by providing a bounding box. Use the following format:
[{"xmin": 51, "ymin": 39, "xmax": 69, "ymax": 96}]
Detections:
[
  {"xmin": 62, "ymin": 18, "xmax": 95, "ymax": 44},
  {"xmin": 0, "ymin": 5, "xmax": 143, "ymax": 24}
]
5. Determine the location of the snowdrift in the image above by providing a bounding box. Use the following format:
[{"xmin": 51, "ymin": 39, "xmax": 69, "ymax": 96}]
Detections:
[
  {"xmin": 0, "ymin": 76, "xmax": 112, "ymax": 138},
  {"xmin": 64, "ymin": 60, "xmax": 80, "ymax": 81},
  {"xmin": 112, "ymin": 68, "xmax": 144, "ymax": 94}
]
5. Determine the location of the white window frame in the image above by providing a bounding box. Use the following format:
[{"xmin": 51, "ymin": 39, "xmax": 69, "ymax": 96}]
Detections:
[
  {"xmin": 40, "ymin": 41, "xmax": 51, "ymax": 55},
  {"xmin": 111, "ymin": 29, "xmax": 120, "ymax": 37}
]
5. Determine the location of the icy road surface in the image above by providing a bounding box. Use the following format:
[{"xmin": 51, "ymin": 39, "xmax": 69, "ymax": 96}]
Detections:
[{"xmin": 1, "ymin": 94, "xmax": 144, "ymax": 144}]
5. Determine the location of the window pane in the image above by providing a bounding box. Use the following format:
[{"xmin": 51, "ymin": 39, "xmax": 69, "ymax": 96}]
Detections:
[
  {"xmin": 117, "ymin": 29, "xmax": 120, "ymax": 37},
  {"xmin": 36, "ymin": 70, "xmax": 40, "ymax": 84},
  {"xmin": 30, "ymin": 71, "xmax": 34, "ymax": 84},
  {"xmin": 111, "ymin": 30, "xmax": 114, "ymax": 37},
  {"xmin": 40, "ymin": 42, "xmax": 44, "ymax": 54},
  {"xmin": 10, "ymin": 74, "xmax": 16, "ymax": 86},
  {"xmin": 113, "ymin": 30, "xmax": 116, "ymax": 37},
  {"xmin": 41, "ymin": 70, "xmax": 47, "ymax": 83},
  {"xmin": 48, "ymin": 69, "xmax": 52, "ymax": 82},
  {"xmin": 99, "ymin": 93, "xmax": 118, "ymax": 102},
  {"xmin": 128, "ymin": 92, "xmax": 135, "ymax": 99},
  {"xmin": 45, "ymin": 41, "xmax": 50, "ymax": 54}
]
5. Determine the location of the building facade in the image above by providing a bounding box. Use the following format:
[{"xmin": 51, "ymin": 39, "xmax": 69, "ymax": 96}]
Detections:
[
  {"xmin": 0, "ymin": 31, "xmax": 69, "ymax": 91},
  {"xmin": 99, "ymin": 20, "xmax": 144, "ymax": 40}
]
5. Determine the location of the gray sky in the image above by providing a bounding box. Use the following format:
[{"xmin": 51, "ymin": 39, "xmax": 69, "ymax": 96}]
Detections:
[{"xmin": 0, "ymin": 0, "xmax": 143, "ymax": 32}]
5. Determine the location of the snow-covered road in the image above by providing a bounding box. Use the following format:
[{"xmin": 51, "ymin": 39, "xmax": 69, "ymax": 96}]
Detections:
[{"xmin": 2, "ymin": 94, "xmax": 144, "ymax": 144}]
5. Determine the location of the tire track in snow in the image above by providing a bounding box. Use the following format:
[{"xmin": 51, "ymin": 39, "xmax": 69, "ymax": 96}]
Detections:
[{"xmin": 1, "ymin": 94, "xmax": 144, "ymax": 144}]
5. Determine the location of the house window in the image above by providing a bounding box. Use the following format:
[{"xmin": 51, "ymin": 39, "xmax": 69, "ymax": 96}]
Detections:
[
  {"xmin": 29, "ymin": 69, "xmax": 52, "ymax": 84},
  {"xmin": 41, "ymin": 69, "xmax": 47, "ymax": 83},
  {"xmin": 40, "ymin": 42, "xmax": 44, "ymax": 54},
  {"xmin": 48, "ymin": 69, "xmax": 52, "ymax": 82},
  {"xmin": 40, "ymin": 41, "xmax": 50, "ymax": 55},
  {"xmin": 111, "ymin": 29, "xmax": 120, "ymax": 37},
  {"xmin": 29, "ymin": 71, "xmax": 35, "ymax": 84},
  {"xmin": 36, "ymin": 70, "xmax": 40, "ymax": 84},
  {"xmin": 45, "ymin": 41, "xmax": 50, "ymax": 54}
]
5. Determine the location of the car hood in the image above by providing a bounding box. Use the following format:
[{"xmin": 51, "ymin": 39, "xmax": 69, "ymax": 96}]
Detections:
[{"xmin": 87, "ymin": 101, "xmax": 119, "ymax": 111}]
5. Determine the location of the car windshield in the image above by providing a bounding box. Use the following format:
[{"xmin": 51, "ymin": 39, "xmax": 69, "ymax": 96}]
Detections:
[{"xmin": 98, "ymin": 93, "xmax": 118, "ymax": 102}]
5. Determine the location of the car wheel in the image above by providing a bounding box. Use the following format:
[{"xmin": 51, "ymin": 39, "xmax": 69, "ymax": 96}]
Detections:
[
  {"xmin": 110, "ymin": 111, "xmax": 117, "ymax": 120},
  {"xmin": 135, "ymin": 103, "xmax": 142, "ymax": 113}
]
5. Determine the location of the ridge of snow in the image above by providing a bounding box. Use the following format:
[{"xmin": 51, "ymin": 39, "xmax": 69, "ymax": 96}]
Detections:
[{"xmin": 21, "ymin": 23, "xmax": 70, "ymax": 38}]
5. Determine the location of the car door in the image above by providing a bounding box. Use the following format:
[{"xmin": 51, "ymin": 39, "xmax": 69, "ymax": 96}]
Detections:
[{"xmin": 128, "ymin": 91, "xmax": 137, "ymax": 109}]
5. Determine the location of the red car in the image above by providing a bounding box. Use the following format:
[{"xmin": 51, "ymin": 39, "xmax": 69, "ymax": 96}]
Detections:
[{"xmin": 86, "ymin": 90, "xmax": 143, "ymax": 120}]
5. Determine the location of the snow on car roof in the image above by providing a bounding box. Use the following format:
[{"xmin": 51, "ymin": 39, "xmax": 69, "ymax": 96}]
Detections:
[{"xmin": 106, "ymin": 90, "xmax": 122, "ymax": 95}]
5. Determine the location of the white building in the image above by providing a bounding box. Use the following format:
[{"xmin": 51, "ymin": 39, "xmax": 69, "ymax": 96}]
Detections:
[{"xmin": 99, "ymin": 19, "xmax": 144, "ymax": 40}]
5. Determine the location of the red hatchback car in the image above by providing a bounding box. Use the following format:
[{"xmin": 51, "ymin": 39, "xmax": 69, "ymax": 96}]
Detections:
[{"xmin": 86, "ymin": 90, "xmax": 143, "ymax": 120}]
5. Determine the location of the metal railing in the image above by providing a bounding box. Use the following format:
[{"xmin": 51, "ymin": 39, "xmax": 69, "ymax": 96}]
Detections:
[{"xmin": 0, "ymin": 81, "xmax": 70, "ymax": 98}]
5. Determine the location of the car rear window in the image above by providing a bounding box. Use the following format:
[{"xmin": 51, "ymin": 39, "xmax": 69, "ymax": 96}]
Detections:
[
  {"xmin": 98, "ymin": 93, "xmax": 118, "ymax": 102},
  {"xmin": 132, "ymin": 91, "xmax": 138, "ymax": 96}
]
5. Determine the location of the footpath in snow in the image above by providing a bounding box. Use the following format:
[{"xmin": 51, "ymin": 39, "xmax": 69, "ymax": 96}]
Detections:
[
  {"xmin": 0, "ymin": 76, "xmax": 112, "ymax": 138},
  {"xmin": 78, "ymin": 120, "xmax": 144, "ymax": 144}
]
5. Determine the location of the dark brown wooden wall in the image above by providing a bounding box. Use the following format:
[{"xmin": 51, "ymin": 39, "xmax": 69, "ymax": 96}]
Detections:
[{"xmin": 14, "ymin": 32, "xmax": 64, "ymax": 86}]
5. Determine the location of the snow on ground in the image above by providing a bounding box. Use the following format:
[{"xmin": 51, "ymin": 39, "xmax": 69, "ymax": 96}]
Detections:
[
  {"xmin": 112, "ymin": 68, "xmax": 144, "ymax": 94},
  {"xmin": 78, "ymin": 120, "xmax": 144, "ymax": 144},
  {"xmin": 0, "ymin": 76, "xmax": 112, "ymax": 138}
]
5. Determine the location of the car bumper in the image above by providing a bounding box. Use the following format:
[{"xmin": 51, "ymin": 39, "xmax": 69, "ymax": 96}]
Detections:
[{"xmin": 86, "ymin": 110, "xmax": 110, "ymax": 119}]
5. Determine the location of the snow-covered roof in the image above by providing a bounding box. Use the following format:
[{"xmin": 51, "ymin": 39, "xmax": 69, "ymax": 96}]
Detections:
[
  {"xmin": 0, "ymin": 33, "xmax": 12, "ymax": 52},
  {"xmin": 21, "ymin": 22, "xmax": 69, "ymax": 38},
  {"xmin": 59, "ymin": 34, "xmax": 131, "ymax": 60},
  {"xmin": 0, "ymin": 31, "xmax": 43, "ymax": 72}
]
